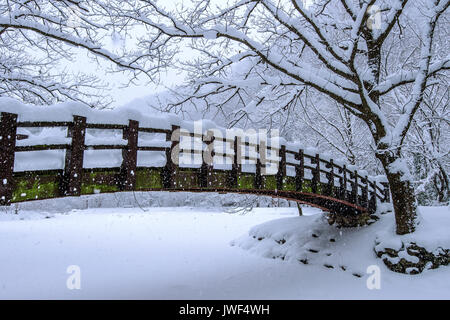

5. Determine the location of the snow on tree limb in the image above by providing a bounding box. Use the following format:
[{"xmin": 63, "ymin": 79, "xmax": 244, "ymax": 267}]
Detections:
[{"xmin": 0, "ymin": 0, "xmax": 159, "ymax": 105}]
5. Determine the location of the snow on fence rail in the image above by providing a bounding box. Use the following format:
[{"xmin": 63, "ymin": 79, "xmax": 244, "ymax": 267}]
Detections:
[{"xmin": 0, "ymin": 100, "xmax": 390, "ymax": 212}]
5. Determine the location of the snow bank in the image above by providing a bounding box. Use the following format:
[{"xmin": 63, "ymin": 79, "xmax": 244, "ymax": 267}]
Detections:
[
  {"xmin": 233, "ymin": 206, "xmax": 450, "ymax": 276},
  {"xmin": 232, "ymin": 213, "xmax": 371, "ymax": 277},
  {"xmin": 375, "ymin": 206, "xmax": 450, "ymax": 252},
  {"xmin": 0, "ymin": 191, "xmax": 299, "ymax": 214}
]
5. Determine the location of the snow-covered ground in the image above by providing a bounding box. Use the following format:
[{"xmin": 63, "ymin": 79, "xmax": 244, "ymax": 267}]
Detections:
[{"xmin": 0, "ymin": 204, "xmax": 448, "ymax": 299}]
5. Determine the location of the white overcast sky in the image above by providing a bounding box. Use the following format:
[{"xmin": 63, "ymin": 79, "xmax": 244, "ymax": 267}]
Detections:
[{"xmin": 71, "ymin": 37, "xmax": 187, "ymax": 108}]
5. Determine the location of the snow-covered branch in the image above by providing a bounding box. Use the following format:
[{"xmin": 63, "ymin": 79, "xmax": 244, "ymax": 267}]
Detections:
[{"xmin": 0, "ymin": 0, "xmax": 157, "ymax": 105}]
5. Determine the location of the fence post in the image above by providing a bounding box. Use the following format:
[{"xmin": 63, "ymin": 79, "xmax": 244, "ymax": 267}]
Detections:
[
  {"xmin": 352, "ymin": 170, "xmax": 359, "ymax": 205},
  {"xmin": 312, "ymin": 154, "xmax": 320, "ymax": 194},
  {"xmin": 276, "ymin": 145, "xmax": 286, "ymax": 191},
  {"xmin": 235, "ymin": 136, "xmax": 241, "ymax": 187},
  {"xmin": 381, "ymin": 182, "xmax": 390, "ymax": 203},
  {"xmin": 341, "ymin": 165, "xmax": 348, "ymax": 200},
  {"xmin": 255, "ymin": 142, "xmax": 263, "ymax": 189},
  {"xmin": 363, "ymin": 175, "xmax": 369, "ymax": 209},
  {"xmin": 327, "ymin": 159, "xmax": 335, "ymax": 196},
  {"xmin": 0, "ymin": 112, "xmax": 18, "ymax": 206},
  {"xmin": 120, "ymin": 120, "xmax": 139, "ymax": 191},
  {"xmin": 227, "ymin": 136, "xmax": 241, "ymax": 189},
  {"xmin": 163, "ymin": 125, "xmax": 179, "ymax": 189},
  {"xmin": 369, "ymin": 180, "xmax": 377, "ymax": 214},
  {"xmin": 201, "ymin": 130, "xmax": 214, "ymax": 188},
  {"xmin": 295, "ymin": 149, "xmax": 304, "ymax": 192},
  {"xmin": 62, "ymin": 115, "xmax": 86, "ymax": 197}
]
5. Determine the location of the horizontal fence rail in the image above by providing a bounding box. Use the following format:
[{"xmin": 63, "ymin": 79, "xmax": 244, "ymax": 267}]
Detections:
[{"xmin": 0, "ymin": 111, "xmax": 390, "ymax": 215}]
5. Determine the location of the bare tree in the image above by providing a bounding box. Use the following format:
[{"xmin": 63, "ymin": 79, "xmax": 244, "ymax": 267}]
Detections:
[
  {"xmin": 409, "ymin": 81, "xmax": 449, "ymax": 204},
  {"xmin": 0, "ymin": 0, "xmax": 156, "ymax": 105},
  {"xmin": 102, "ymin": 0, "xmax": 449, "ymax": 235},
  {"xmin": 294, "ymin": 91, "xmax": 380, "ymax": 171}
]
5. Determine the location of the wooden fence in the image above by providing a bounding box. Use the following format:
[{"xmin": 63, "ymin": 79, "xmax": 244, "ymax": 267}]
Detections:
[{"xmin": 0, "ymin": 112, "xmax": 390, "ymax": 214}]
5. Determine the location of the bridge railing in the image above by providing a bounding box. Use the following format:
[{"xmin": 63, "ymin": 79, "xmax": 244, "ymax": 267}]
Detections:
[{"xmin": 0, "ymin": 111, "xmax": 390, "ymax": 210}]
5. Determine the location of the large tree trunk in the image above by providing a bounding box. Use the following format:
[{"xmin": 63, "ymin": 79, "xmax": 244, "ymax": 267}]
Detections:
[
  {"xmin": 385, "ymin": 171, "xmax": 418, "ymax": 235},
  {"xmin": 377, "ymin": 153, "xmax": 419, "ymax": 235}
]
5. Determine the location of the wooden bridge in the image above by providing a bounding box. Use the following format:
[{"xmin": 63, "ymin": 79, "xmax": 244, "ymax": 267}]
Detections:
[{"xmin": 0, "ymin": 111, "xmax": 390, "ymax": 217}]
